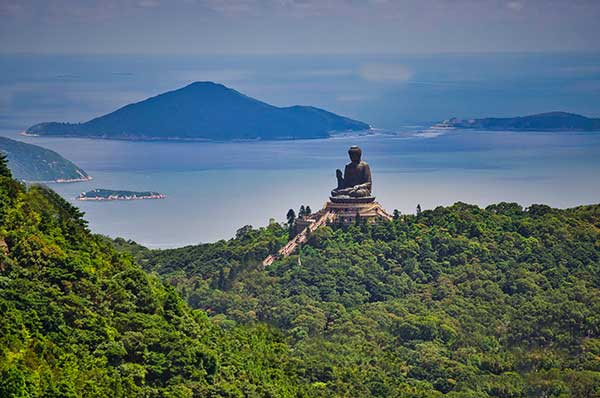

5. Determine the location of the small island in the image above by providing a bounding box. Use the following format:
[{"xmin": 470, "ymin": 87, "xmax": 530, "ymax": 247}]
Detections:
[
  {"xmin": 77, "ymin": 189, "xmax": 166, "ymax": 201},
  {"xmin": 436, "ymin": 111, "xmax": 600, "ymax": 131}
]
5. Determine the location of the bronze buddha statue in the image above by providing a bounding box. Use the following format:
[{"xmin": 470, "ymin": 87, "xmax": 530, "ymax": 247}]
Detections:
[{"xmin": 331, "ymin": 146, "xmax": 372, "ymax": 198}]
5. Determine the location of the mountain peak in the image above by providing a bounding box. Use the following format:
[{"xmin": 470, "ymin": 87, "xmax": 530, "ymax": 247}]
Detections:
[
  {"xmin": 531, "ymin": 111, "xmax": 584, "ymax": 118},
  {"xmin": 26, "ymin": 82, "xmax": 370, "ymax": 141},
  {"xmin": 182, "ymin": 81, "xmax": 228, "ymax": 91}
]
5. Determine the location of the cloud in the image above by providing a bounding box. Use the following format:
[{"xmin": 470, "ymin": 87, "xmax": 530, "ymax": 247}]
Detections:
[
  {"xmin": 359, "ymin": 64, "xmax": 413, "ymax": 82},
  {"xmin": 137, "ymin": 0, "xmax": 160, "ymax": 7},
  {"xmin": 337, "ymin": 94, "xmax": 371, "ymax": 102},
  {"xmin": 2, "ymin": 0, "xmax": 600, "ymax": 54},
  {"xmin": 506, "ymin": 1, "xmax": 523, "ymax": 11}
]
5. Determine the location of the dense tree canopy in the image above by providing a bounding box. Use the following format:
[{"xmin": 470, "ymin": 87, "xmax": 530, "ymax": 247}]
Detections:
[
  {"xmin": 1, "ymin": 148, "xmax": 599, "ymax": 396},
  {"xmin": 130, "ymin": 201, "xmax": 600, "ymax": 397},
  {"xmin": 0, "ymin": 170, "xmax": 309, "ymax": 397}
]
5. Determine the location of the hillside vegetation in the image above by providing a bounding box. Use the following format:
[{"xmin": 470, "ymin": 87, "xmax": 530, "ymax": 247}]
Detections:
[
  {"xmin": 129, "ymin": 202, "xmax": 600, "ymax": 397},
  {"xmin": 0, "ymin": 137, "xmax": 89, "ymax": 182},
  {"xmin": 0, "ymin": 160, "xmax": 309, "ymax": 397},
  {"xmin": 2, "ymin": 148, "xmax": 600, "ymax": 396}
]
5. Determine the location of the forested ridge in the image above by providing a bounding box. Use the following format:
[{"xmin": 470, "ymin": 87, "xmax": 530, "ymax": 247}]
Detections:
[
  {"xmin": 0, "ymin": 137, "xmax": 89, "ymax": 182},
  {"xmin": 126, "ymin": 202, "xmax": 600, "ymax": 397},
  {"xmin": 2, "ymin": 148, "xmax": 600, "ymax": 396},
  {"xmin": 0, "ymin": 157, "xmax": 307, "ymax": 397}
]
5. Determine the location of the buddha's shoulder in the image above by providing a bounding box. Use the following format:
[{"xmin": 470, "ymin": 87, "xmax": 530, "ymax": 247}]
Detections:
[{"xmin": 346, "ymin": 161, "xmax": 370, "ymax": 168}]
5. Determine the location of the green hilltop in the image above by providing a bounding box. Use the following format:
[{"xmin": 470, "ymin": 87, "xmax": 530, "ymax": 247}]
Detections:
[
  {"xmin": 125, "ymin": 202, "xmax": 600, "ymax": 397},
  {"xmin": 1, "ymin": 154, "xmax": 600, "ymax": 397},
  {"xmin": 0, "ymin": 136, "xmax": 90, "ymax": 182},
  {"xmin": 0, "ymin": 161, "xmax": 306, "ymax": 397}
]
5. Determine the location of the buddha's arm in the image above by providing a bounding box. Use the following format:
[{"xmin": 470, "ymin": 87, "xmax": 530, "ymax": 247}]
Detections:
[
  {"xmin": 352, "ymin": 182, "xmax": 372, "ymax": 190},
  {"xmin": 336, "ymin": 169, "xmax": 344, "ymax": 188}
]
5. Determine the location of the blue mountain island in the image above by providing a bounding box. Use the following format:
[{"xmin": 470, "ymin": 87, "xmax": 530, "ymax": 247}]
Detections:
[
  {"xmin": 439, "ymin": 111, "xmax": 600, "ymax": 131},
  {"xmin": 26, "ymin": 82, "xmax": 370, "ymax": 141}
]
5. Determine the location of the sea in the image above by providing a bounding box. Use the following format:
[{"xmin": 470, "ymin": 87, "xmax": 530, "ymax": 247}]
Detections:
[
  {"xmin": 1, "ymin": 53, "xmax": 599, "ymax": 248},
  {"xmin": 1, "ymin": 128, "xmax": 599, "ymax": 248}
]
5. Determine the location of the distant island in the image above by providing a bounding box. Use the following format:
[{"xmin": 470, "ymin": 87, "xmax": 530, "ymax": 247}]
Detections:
[
  {"xmin": 77, "ymin": 189, "xmax": 166, "ymax": 201},
  {"xmin": 0, "ymin": 136, "xmax": 91, "ymax": 183},
  {"xmin": 437, "ymin": 111, "xmax": 600, "ymax": 131},
  {"xmin": 25, "ymin": 82, "xmax": 370, "ymax": 141}
]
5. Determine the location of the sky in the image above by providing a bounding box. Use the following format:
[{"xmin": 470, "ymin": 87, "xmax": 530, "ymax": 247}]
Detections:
[
  {"xmin": 1, "ymin": 0, "xmax": 600, "ymax": 55},
  {"xmin": 1, "ymin": 1, "xmax": 599, "ymax": 128}
]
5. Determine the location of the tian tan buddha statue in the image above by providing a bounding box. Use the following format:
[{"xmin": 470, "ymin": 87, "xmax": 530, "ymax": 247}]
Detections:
[{"xmin": 331, "ymin": 145, "xmax": 372, "ymax": 198}]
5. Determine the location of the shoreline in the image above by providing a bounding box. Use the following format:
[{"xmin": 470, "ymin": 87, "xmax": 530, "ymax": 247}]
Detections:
[
  {"xmin": 24, "ymin": 175, "xmax": 93, "ymax": 184},
  {"xmin": 19, "ymin": 128, "xmax": 373, "ymax": 143},
  {"xmin": 77, "ymin": 193, "xmax": 166, "ymax": 201}
]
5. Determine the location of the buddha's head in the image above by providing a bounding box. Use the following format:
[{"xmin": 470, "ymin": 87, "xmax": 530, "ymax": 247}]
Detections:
[{"xmin": 348, "ymin": 146, "xmax": 362, "ymax": 163}]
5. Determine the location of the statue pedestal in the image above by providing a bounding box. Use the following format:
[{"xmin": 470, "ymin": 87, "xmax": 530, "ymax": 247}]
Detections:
[
  {"xmin": 329, "ymin": 195, "xmax": 376, "ymax": 204},
  {"xmin": 294, "ymin": 197, "xmax": 390, "ymax": 233},
  {"xmin": 324, "ymin": 197, "xmax": 391, "ymax": 225}
]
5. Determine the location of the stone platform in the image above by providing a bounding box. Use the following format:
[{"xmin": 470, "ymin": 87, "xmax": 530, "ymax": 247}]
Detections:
[
  {"xmin": 294, "ymin": 197, "xmax": 391, "ymax": 233},
  {"xmin": 329, "ymin": 195, "xmax": 376, "ymax": 204},
  {"xmin": 324, "ymin": 197, "xmax": 391, "ymax": 225}
]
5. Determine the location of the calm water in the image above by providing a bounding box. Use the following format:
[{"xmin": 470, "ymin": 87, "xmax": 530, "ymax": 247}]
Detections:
[
  {"xmin": 2, "ymin": 128, "xmax": 599, "ymax": 248},
  {"xmin": 1, "ymin": 53, "xmax": 599, "ymax": 247}
]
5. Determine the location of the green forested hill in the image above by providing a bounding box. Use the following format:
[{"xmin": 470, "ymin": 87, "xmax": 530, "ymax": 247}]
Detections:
[
  {"xmin": 0, "ymin": 161, "xmax": 308, "ymax": 397},
  {"xmin": 2, "ymin": 147, "xmax": 600, "ymax": 397},
  {"xmin": 128, "ymin": 202, "xmax": 600, "ymax": 397},
  {"xmin": 0, "ymin": 136, "xmax": 90, "ymax": 182}
]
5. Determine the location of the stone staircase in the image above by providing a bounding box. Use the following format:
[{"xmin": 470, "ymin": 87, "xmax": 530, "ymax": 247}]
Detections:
[
  {"xmin": 261, "ymin": 197, "xmax": 395, "ymax": 267},
  {"xmin": 262, "ymin": 210, "xmax": 335, "ymax": 268}
]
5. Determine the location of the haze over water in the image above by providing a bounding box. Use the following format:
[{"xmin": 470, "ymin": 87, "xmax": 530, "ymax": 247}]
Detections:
[
  {"xmin": 1, "ymin": 53, "xmax": 600, "ymax": 248},
  {"xmin": 1, "ymin": 128, "xmax": 598, "ymax": 248}
]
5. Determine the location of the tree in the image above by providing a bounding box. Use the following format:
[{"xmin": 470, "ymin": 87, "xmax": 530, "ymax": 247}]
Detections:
[
  {"xmin": 0, "ymin": 153, "xmax": 12, "ymax": 178},
  {"xmin": 287, "ymin": 209, "xmax": 297, "ymax": 238},
  {"xmin": 393, "ymin": 209, "xmax": 400, "ymax": 220},
  {"xmin": 299, "ymin": 205, "xmax": 306, "ymax": 218},
  {"xmin": 305, "ymin": 206, "xmax": 312, "ymax": 216},
  {"xmin": 355, "ymin": 210, "xmax": 362, "ymax": 225},
  {"xmin": 416, "ymin": 204, "xmax": 422, "ymax": 216},
  {"xmin": 286, "ymin": 209, "xmax": 296, "ymax": 225}
]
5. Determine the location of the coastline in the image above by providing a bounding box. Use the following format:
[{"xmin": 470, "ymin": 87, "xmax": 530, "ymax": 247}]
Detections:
[
  {"xmin": 77, "ymin": 193, "xmax": 166, "ymax": 201},
  {"xmin": 55, "ymin": 175, "xmax": 93, "ymax": 183},
  {"xmin": 24, "ymin": 175, "xmax": 93, "ymax": 184},
  {"xmin": 19, "ymin": 128, "xmax": 373, "ymax": 143}
]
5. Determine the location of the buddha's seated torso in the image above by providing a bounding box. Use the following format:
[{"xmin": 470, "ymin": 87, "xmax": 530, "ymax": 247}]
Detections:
[
  {"xmin": 331, "ymin": 160, "xmax": 372, "ymax": 198},
  {"xmin": 342, "ymin": 161, "xmax": 371, "ymax": 188}
]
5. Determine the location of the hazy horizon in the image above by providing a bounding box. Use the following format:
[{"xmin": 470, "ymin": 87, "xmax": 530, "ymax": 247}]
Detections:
[{"xmin": 2, "ymin": 52, "xmax": 600, "ymax": 130}]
